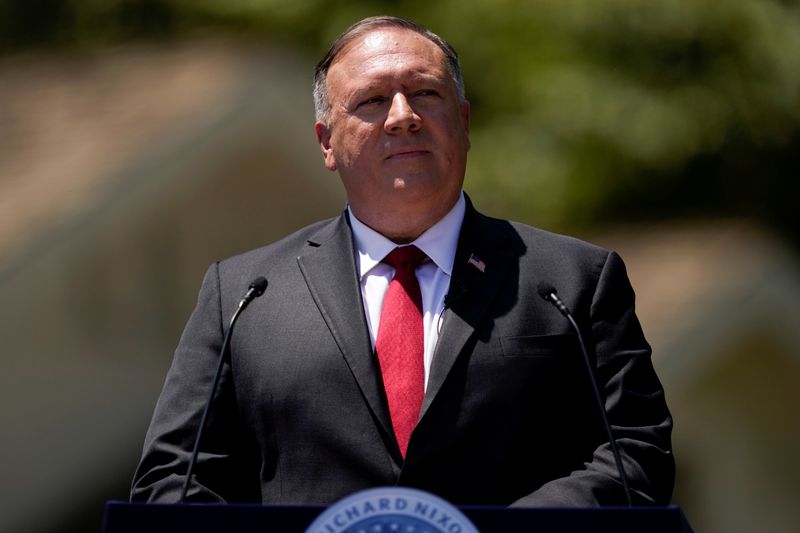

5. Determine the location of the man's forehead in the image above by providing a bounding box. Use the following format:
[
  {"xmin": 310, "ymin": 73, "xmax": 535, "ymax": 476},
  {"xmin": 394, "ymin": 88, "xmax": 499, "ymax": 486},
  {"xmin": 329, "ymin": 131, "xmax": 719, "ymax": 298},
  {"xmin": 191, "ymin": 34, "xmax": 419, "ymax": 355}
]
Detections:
[
  {"xmin": 359, "ymin": 28, "xmax": 429, "ymax": 51},
  {"xmin": 331, "ymin": 26, "xmax": 445, "ymax": 71}
]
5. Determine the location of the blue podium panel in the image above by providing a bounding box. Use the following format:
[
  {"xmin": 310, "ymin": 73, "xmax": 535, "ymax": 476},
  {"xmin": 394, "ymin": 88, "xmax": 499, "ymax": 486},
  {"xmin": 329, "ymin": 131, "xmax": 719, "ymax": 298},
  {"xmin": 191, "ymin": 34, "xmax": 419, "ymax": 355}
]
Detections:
[
  {"xmin": 104, "ymin": 501, "xmax": 693, "ymax": 533},
  {"xmin": 104, "ymin": 502, "xmax": 321, "ymax": 533},
  {"xmin": 465, "ymin": 505, "xmax": 693, "ymax": 533}
]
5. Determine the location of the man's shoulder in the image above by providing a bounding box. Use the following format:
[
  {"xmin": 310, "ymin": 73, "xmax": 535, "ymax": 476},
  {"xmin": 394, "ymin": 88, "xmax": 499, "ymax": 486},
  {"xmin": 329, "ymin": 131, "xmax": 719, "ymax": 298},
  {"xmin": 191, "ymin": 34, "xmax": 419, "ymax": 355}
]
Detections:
[
  {"xmin": 217, "ymin": 214, "xmax": 343, "ymax": 273},
  {"xmin": 472, "ymin": 208, "xmax": 610, "ymax": 262},
  {"xmin": 513, "ymin": 220, "xmax": 607, "ymax": 257}
]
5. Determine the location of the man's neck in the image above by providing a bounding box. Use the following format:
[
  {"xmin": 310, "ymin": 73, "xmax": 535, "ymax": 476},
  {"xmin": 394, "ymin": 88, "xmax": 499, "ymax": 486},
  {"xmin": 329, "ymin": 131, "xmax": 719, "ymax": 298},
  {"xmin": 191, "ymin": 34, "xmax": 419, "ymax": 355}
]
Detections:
[{"xmin": 348, "ymin": 197, "xmax": 462, "ymax": 244}]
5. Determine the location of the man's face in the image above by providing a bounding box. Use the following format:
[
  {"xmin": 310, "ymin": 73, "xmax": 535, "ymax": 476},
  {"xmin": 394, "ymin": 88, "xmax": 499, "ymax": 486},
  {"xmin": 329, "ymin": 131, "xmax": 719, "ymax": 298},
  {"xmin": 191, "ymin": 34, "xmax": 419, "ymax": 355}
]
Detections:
[{"xmin": 315, "ymin": 27, "xmax": 471, "ymax": 241}]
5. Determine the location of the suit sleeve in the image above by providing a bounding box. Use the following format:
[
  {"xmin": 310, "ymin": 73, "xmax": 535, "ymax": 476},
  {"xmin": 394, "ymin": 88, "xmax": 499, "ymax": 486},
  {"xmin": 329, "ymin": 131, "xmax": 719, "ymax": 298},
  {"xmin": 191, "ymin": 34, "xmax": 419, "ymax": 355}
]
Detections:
[
  {"xmin": 513, "ymin": 251, "xmax": 675, "ymax": 506},
  {"xmin": 130, "ymin": 263, "xmax": 261, "ymax": 503}
]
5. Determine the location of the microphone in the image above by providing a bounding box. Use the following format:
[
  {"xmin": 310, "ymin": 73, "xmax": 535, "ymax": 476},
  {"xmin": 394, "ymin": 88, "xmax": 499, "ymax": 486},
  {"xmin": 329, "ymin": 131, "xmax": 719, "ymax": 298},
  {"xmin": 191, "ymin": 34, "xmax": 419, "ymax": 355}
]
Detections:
[
  {"xmin": 537, "ymin": 282, "xmax": 633, "ymax": 507},
  {"xmin": 240, "ymin": 276, "xmax": 268, "ymax": 307},
  {"xmin": 444, "ymin": 282, "xmax": 468, "ymax": 308},
  {"xmin": 438, "ymin": 283, "xmax": 469, "ymax": 333},
  {"xmin": 179, "ymin": 276, "xmax": 268, "ymax": 503}
]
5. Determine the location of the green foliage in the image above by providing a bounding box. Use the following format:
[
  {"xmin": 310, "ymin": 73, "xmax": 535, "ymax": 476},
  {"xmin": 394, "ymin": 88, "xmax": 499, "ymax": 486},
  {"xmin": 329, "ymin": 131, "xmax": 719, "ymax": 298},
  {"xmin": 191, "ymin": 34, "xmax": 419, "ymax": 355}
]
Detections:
[
  {"xmin": 431, "ymin": 0, "xmax": 800, "ymax": 236},
  {"xmin": 2, "ymin": 0, "xmax": 798, "ymax": 240}
]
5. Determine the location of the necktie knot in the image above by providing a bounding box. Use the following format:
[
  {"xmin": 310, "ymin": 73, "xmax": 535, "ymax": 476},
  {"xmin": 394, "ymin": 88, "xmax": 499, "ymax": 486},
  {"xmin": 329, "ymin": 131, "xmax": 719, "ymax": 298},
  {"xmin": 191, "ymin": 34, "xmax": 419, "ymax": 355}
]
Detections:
[{"xmin": 383, "ymin": 245, "xmax": 426, "ymax": 271}]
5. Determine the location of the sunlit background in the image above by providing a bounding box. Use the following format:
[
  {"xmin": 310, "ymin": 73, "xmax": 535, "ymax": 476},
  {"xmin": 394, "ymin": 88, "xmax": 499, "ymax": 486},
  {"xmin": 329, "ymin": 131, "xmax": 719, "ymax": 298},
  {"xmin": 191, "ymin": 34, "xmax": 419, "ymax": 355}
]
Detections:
[{"xmin": 1, "ymin": 1, "xmax": 799, "ymax": 532}]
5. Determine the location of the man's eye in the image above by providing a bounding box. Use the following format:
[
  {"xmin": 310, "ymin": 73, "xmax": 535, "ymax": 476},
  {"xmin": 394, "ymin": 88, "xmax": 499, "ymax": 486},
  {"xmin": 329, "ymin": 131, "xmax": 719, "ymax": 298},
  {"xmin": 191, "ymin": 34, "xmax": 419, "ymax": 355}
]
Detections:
[
  {"xmin": 358, "ymin": 96, "xmax": 385, "ymax": 107},
  {"xmin": 414, "ymin": 90, "xmax": 439, "ymax": 98}
]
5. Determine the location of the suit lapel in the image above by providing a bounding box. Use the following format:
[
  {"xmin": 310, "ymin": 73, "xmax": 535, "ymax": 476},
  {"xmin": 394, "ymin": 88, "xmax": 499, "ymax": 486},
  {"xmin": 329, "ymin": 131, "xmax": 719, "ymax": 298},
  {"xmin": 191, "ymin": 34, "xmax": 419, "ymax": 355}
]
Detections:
[
  {"xmin": 296, "ymin": 213, "xmax": 394, "ymax": 439},
  {"xmin": 420, "ymin": 203, "xmax": 518, "ymax": 419},
  {"xmin": 295, "ymin": 205, "xmax": 521, "ymax": 452}
]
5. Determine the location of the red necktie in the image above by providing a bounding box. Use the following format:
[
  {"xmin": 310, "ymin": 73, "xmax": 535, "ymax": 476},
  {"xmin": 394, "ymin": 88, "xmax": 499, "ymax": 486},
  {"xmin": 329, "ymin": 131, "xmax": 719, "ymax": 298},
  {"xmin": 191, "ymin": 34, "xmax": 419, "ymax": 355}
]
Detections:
[{"xmin": 376, "ymin": 245, "xmax": 426, "ymax": 457}]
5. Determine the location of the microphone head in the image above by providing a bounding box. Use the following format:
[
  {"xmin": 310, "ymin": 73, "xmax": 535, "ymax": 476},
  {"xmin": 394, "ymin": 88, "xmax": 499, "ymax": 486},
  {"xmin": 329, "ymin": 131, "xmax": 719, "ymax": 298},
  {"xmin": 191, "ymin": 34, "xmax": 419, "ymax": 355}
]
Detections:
[
  {"xmin": 249, "ymin": 276, "xmax": 268, "ymax": 297},
  {"xmin": 444, "ymin": 282, "xmax": 468, "ymax": 306},
  {"xmin": 537, "ymin": 282, "xmax": 557, "ymax": 301}
]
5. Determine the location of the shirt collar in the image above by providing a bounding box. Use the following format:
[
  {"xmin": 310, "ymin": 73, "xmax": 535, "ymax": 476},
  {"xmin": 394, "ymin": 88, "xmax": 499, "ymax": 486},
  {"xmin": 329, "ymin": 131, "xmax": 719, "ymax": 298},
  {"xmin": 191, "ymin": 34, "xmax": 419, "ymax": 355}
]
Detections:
[{"xmin": 349, "ymin": 192, "xmax": 466, "ymax": 280}]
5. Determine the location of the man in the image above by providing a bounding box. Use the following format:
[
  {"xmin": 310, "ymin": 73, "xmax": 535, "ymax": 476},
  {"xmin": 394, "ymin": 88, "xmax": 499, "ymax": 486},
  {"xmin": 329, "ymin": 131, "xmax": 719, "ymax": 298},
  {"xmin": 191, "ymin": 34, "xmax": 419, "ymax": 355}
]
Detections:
[{"xmin": 131, "ymin": 16, "xmax": 674, "ymax": 507}]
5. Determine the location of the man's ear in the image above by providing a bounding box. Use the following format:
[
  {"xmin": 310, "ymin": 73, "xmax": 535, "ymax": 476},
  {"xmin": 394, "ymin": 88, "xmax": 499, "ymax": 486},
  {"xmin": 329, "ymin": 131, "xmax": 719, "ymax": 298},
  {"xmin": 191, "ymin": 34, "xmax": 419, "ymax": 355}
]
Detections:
[{"xmin": 315, "ymin": 122, "xmax": 337, "ymax": 171}]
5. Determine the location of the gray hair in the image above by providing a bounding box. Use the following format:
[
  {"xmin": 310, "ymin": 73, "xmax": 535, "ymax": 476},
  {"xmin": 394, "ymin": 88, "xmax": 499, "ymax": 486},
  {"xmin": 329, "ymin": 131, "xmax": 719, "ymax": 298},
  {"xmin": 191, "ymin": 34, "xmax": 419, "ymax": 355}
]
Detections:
[{"xmin": 313, "ymin": 16, "xmax": 466, "ymax": 124}]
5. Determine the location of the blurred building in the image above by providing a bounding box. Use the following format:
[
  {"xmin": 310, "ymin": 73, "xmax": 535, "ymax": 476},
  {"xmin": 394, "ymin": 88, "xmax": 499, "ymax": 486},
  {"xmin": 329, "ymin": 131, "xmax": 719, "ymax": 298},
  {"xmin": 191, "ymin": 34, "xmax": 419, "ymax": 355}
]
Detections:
[
  {"xmin": 1, "ymin": 41, "xmax": 798, "ymax": 533},
  {"xmin": 0, "ymin": 41, "xmax": 345, "ymax": 532},
  {"xmin": 595, "ymin": 223, "xmax": 800, "ymax": 533}
]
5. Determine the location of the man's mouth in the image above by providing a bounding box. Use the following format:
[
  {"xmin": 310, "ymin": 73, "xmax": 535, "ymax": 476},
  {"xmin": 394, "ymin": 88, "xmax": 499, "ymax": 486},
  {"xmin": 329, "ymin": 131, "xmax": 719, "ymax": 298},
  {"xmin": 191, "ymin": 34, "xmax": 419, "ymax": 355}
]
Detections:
[{"xmin": 387, "ymin": 149, "xmax": 429, "ymax": 160}]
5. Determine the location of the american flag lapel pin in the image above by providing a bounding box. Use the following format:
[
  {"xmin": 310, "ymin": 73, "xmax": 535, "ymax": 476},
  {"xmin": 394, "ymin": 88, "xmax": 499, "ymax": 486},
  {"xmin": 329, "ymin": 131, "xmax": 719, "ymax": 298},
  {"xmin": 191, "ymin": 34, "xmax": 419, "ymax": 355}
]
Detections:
[{"xmin": 467, "ymin": 253, "xmax": 486, "ymax": 273}]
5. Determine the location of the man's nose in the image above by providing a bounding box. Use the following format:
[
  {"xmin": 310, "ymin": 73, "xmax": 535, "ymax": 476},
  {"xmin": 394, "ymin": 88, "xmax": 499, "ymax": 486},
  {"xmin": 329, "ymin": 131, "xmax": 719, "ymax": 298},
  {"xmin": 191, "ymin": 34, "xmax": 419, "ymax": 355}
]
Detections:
[{"xmin": 384, "ymin": 93, "xmax": 421, "ymax": 134}]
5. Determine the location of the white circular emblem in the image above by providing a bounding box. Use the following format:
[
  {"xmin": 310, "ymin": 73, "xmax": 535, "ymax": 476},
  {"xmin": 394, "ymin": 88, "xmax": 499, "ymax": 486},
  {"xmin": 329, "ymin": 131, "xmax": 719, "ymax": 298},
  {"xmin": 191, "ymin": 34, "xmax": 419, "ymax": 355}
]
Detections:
[{"xmin": 305, "ymin": 487, "xmax": 480, "ymax": 533}]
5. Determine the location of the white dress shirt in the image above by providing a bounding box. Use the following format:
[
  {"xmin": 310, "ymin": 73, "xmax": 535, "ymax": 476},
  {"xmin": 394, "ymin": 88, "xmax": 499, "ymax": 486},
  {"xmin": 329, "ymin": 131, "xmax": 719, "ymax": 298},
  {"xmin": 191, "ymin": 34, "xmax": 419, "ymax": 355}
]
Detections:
[{"xmin": 348, "ymin": 193, "xmax": 466, "ymax": 390}]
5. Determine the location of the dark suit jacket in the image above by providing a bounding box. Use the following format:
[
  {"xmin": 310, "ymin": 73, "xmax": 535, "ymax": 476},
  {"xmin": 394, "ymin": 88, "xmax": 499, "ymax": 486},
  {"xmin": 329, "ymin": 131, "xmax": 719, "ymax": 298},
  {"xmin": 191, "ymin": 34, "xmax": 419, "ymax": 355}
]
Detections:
[{"xmin": 131, "ymin": 201, "xmax": 674, "ymax": 506}]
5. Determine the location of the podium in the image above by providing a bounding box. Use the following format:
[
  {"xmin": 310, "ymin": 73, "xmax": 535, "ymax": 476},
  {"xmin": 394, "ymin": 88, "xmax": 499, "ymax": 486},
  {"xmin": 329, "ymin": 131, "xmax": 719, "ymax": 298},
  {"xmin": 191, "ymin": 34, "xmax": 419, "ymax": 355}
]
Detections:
[{"xmin": 103, "ymin": 501, "xmax": 693, "ymax": 532}]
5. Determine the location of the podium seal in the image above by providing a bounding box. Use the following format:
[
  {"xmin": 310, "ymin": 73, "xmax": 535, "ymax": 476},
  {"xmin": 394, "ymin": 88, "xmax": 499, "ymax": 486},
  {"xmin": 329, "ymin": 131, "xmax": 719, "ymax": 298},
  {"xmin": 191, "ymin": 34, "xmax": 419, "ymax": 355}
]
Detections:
[{"xmin": 305, "ymin": 487, "xmax": 479, "ymax": 533}]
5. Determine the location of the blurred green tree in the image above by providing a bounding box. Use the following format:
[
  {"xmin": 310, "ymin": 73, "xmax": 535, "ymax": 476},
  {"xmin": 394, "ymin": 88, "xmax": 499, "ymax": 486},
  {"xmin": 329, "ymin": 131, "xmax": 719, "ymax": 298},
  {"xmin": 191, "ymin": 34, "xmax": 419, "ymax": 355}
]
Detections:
[{"xmin": 2, "ymin": 0, "xmax": 798, "ymax": 242}]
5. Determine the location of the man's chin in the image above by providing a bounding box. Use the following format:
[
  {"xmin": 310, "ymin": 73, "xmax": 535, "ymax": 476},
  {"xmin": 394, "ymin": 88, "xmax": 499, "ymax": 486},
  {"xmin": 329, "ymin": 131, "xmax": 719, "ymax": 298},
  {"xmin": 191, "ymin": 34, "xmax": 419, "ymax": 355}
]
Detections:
[{"xmin": 389, "ymin": 173, "xmax": 446, "ymax": 194}]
